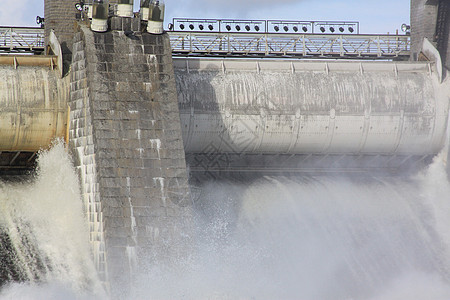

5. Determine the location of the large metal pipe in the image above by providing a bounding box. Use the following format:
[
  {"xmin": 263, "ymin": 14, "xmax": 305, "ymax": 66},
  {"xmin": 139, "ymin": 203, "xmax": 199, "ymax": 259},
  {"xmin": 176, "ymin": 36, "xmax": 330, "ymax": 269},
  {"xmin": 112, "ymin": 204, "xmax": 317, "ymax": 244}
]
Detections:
[
  {"xmin": 0, "ymin": 58, "xmax": 448, "ymax": 162},
  {"xmin": 175, "ymin": 59, "xmax": 449, "ymax": 156},
  {"xmin": 0, "ymin": 66, "xmax": 69, "ymax": 151}
]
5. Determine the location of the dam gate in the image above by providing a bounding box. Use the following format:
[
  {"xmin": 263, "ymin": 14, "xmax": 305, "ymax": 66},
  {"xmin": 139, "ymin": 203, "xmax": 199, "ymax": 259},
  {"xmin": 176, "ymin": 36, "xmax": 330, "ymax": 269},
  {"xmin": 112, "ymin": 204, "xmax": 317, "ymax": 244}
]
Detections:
[{"xmin": 0, "ymin": 0, "xmax": 449, "ymax": 296}]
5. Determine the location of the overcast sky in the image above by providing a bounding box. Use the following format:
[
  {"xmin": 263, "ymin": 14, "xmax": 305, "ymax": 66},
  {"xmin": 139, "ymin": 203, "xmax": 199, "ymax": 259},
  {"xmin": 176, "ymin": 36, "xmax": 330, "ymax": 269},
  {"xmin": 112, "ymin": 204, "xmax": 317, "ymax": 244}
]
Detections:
[{"xmin": 1, "ymin": 0, "xmax": 410, "ymax": 34}]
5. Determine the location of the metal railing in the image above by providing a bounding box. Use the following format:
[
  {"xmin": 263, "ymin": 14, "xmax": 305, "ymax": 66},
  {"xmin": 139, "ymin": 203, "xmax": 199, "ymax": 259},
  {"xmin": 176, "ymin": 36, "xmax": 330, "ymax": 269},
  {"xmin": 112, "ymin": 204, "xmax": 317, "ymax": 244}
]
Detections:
[
  {"xmin": 168, "ymin": 32, "xmax": 410, "ymax": 59},
  {"xmin": 0, "ymin": 27, "xmax": 45, "ymax": 54},
  {"xmin": 0, "ymin": 26, "xmax": 410, "ymax": 59}
]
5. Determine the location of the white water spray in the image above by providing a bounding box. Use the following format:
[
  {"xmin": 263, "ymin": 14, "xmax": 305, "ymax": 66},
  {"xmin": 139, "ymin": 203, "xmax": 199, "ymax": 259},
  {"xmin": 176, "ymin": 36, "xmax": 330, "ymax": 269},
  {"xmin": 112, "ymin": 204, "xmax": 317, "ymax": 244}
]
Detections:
[
  {"xmin": 0, "ymin": 142, "xmax": 106, "ymax": 299},
  {"xmin": 1, "ymin": 144, "xmax": 450, "ymax": 299},
  {"xmin": 128, "ymin": 153, "xmax": 450, "ymax": 300}
]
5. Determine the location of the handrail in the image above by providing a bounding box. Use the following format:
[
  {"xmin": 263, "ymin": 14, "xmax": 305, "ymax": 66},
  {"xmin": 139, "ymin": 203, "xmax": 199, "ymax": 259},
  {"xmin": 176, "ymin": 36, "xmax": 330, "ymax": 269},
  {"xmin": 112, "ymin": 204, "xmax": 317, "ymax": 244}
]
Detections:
[
  {"xmin": 0, "ymin": 27, "xmax": 45, "ymax": 54},
  {"xmin": 168, "ymin": 32, "xmax": 410, "ymax": 59},
  {"xmin": 0, "ymin": 27, "xmax": 410, "ymax": 59}
]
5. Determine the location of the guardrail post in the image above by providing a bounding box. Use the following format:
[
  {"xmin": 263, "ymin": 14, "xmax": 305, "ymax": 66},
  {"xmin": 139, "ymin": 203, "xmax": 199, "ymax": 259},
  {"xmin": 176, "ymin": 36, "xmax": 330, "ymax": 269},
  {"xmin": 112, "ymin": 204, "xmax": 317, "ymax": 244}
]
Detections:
[
  {"xmin": 387, "ymin": 36, "xmax": 391, "ymax": 53},
  {"xmin": 9, "ymin": 28, "xmax": 12, "ymax": 52},
  {"xmin": 265, "ymin": 34, "xmax": 268, "ymax": 56},
  {"xmin": 302, "ymin": 35, "xmax": 306, "ymax": 56},
  {"xmin": 377, "ymin": 36, "xmax": 381, "ymax": 57}
]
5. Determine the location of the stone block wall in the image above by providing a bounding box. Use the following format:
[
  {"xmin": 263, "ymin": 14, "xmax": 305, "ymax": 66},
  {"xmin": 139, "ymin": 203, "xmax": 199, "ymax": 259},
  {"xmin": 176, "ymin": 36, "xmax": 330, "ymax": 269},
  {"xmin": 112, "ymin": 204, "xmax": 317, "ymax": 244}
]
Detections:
[
  {"xmin": 69, "ymin": 24, "xmax": 192, "ymax": 296},
  {"xmin": 70, "ymin": 28, "xmax": 108, "ymax": 283}
]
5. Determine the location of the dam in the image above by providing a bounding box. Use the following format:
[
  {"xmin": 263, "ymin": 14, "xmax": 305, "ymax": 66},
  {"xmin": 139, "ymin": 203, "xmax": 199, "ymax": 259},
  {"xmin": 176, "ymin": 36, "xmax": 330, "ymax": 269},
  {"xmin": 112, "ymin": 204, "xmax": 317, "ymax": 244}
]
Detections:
[{"xmin": 0, "ymin": 0, "xmax": 450, "ymax": 298}]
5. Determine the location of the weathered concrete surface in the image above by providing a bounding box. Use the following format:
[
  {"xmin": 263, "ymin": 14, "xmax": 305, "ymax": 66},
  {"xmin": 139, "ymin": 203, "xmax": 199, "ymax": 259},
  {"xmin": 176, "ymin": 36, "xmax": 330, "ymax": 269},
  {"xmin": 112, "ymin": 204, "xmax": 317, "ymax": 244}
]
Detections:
[
  {"xmin": 69, "ymin": 24, "xmax": 192, "ymax": 295},
  {"xmin": 175, "ymin": 59, "xmax": 449, "ymax": 158},
  {"xmin": 0, "ymin": 66, "xmax": 69, "ymax": 151}
]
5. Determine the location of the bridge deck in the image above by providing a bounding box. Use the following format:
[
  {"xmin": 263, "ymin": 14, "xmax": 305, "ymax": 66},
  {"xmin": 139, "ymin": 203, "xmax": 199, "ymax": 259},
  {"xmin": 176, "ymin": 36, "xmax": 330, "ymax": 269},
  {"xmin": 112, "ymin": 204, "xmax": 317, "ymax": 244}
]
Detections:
[{"xmin": 0, "ymin": 27, "xmax": 410, "ymax": 59}]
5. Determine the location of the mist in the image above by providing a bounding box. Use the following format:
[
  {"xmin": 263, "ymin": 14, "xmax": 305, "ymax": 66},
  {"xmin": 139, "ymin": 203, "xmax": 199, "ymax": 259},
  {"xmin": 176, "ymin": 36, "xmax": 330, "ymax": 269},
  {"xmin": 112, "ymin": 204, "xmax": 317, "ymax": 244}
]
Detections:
[
  {"xmin": 0, "ymin": 145, "xmax": 449, "ymax": 299},
  {"xmin": 122, "ymin": 152, "xmax": 450, "ymax": 299}
]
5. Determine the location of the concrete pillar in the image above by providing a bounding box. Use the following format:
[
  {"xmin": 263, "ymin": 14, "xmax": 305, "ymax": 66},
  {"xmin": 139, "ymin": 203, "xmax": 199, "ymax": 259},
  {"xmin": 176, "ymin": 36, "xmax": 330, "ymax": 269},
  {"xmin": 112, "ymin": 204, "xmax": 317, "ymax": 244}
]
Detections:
[
  {"xmin": 435, "ymin": 0, "xmax": 450, "ymax": 70},
  {"xmin": 44, "ymin": 0, "xmax": 79, "ymax": 54},
  {"xmin": 410, "ymin": 0, "xmax": 439, "ymax": 60},
  {"xmin": 69, "ymin": 24, "xmax": 192, "ymax": 297},
  {"xmin": 410, "ymin": 0, "xmax": 450, "ymax": 71}
]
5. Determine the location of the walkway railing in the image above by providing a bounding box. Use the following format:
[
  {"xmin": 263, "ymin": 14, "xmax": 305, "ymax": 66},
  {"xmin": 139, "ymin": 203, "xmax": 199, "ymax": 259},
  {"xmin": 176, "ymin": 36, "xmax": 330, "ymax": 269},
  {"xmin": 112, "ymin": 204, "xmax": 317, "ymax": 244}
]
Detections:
[
  {"xmin": 169, "ymin": 32, "xmax": 410, "ymax": 59},
  {"xmin": 0, "ymin": 26, "xmax": 410, "ymax": 59},
  {"xmin": 0, "ymin": 27, "xmax": 45, "ymax": 54}
]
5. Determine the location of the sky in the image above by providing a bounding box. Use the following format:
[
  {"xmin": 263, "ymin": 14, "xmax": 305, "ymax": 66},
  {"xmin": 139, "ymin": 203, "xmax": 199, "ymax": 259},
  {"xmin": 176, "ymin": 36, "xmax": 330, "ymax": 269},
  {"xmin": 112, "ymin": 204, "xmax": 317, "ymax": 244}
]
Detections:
[{"xmin": 0, "ymin": 0, "xmax": 410, "ymax": 34}]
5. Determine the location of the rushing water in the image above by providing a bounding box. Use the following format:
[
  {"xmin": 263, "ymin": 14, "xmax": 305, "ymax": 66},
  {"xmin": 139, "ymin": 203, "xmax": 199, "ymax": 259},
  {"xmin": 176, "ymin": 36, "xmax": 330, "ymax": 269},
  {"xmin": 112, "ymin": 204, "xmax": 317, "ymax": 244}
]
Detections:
[
  {"xmin": 131, "ymin": 153, "xmax": 450, "ymax": 300},
  {"xmin": 1, "ymin": 143, "xmax": 450, "ymax": 299},
  {"xmin": 0, "ymin": 142, "xmax": 105, "ymax": 299}
]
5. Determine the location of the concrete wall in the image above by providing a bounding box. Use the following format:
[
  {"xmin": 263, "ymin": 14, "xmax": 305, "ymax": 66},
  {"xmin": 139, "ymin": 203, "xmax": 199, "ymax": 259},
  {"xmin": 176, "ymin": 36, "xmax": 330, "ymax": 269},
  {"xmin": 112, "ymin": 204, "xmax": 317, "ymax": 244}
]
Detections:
[
  {"xmin": 0, "ymin": 66, "xmax": 69, "ymax": 151},
  {"xmin": 69, "ymin": 23, "xmax": 192, "ymax": 296}
]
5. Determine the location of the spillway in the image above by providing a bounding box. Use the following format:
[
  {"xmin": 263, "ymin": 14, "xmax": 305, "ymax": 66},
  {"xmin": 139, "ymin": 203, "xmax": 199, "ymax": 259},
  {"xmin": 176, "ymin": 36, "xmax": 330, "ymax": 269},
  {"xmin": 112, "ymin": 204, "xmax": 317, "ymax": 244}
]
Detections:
[
  {"xmin": 2, "ymin": 145, "xmax": 450, "ymax": 300},
  {"xmin": 1, "ymin": 51, "xmax": 450, "ymax": 299},
  {"xmin": 1, "ymin": 0, "xmax": 450, "ymax": 296}
]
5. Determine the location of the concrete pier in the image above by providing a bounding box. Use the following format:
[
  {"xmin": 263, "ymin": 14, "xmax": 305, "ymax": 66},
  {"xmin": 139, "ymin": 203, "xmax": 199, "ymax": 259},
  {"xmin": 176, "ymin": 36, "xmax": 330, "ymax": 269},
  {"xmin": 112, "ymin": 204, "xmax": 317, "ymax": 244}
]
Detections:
[{"xmin": 69, "ymin": 24, "xmax": 192, "ymax": 293}]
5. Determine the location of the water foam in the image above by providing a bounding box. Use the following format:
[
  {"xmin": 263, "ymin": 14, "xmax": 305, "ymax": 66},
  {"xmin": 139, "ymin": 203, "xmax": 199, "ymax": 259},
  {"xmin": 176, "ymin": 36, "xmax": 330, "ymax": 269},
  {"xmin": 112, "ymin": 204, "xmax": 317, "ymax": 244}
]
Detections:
[
  {"xmin": 0, "ymin": 142, "xmax": 106, "ymax": 299},
  {"xmin": 1, "ymin": 142, "xmax": 450, "ymax": 300},
  {"xmin": 127, "ymin": 153, "xmax": 450, "ymax": 300}
]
